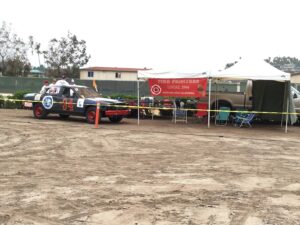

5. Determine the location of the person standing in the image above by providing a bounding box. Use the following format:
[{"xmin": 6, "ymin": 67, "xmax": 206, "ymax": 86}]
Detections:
[
  {"xmin": 49, "ymin": 79, "xmax": 57, "ymax": 94},
  {"xmin": 40, "ymin": 80, "xmax": 49, "ymax": 94},
  {"xmin": 55, "ymin": 75, "xmax": 69, "ymax": 86}
]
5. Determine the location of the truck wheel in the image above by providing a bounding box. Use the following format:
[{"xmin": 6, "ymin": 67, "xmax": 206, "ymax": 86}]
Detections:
[
  {"xmin": 86, "ymin": 106, "xmax": 99, "ymax": 124},
  {"xmin": 109, "ymin": 115, "xmax": 123, "ymax": 123},
  {"xmin": 33, "ymin": 103, "xmax": 48, "ymax": 119}
]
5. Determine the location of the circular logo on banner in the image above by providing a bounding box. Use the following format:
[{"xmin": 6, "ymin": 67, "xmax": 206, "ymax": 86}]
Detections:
[
  {"xmin": 151, "ymin": 84, "xmax": 162, "ymax": 95},
  {"xmin": 42, "ymin": 96, "xmax": 53, "ymax": 109}
]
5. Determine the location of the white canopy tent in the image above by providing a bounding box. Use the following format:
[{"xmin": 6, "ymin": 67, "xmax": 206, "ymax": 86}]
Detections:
[
  {"xmin": 213, "ymin": 58, "xmax": 290, "ymax": 81},
  {"xmin": 138, "ymin": 70, "xmax": 207, "ymax": 79},
  {"xmin": 137, "ymin": 59, "xmax": 293, "ymax": 132},
  {"xmin": 137, "ymin": 69, "xmax": 209, "ymax": 125},
  {"xmin": 211, "ymin": 58, "xmax": 292, "ymax": 132}
]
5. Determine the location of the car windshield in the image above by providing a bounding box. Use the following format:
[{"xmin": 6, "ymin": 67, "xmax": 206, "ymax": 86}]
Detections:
[{"xmin": 76, "ymin": 87, "xmax": 101, "ymax": 98}]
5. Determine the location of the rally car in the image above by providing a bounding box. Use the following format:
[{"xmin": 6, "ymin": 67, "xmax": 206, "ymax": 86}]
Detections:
[{"xmin": 23, "ymin": 85, "xmax": 130, "ymax": 123}]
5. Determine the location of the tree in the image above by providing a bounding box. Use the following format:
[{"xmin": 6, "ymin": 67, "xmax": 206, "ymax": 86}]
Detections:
[
  {"xmin": 43, "ymin": 32, "xmax": 90, "ymax": 78},
  {"xmin": 265, "ymin": 56, "xmax": 300, "ymax": 73},
  {"xmin": 29, "ymin": 35, "xmax": 42, "ymax": 67},
  {"xmin": 0, "ymin": 21, "xmax": 30, "ymax": 76},
  {"xmin": 224, "ymin": 57, "xmax": 241, "ymax": 69}
]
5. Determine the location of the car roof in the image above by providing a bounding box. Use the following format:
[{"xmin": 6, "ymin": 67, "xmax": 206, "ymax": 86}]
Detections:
[{"xmin": 48, "ymin": 85, "xmax": 87, "ymax": 88}]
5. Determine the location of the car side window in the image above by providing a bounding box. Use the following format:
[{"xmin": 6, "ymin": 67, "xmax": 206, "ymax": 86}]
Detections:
[
  {"xmin": 46, "ymin": 87, "xmax": 59, "ymax": 95},
  {"xmin": 62, "ymin": 88, "xmax": 71, "ymax": 98},
  {"xmin": 70, "ymin": 88, "xmax": 77, "ymax": 98}
]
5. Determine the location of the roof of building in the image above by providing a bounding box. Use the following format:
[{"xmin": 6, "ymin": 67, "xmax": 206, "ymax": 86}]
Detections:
[
  {"xmin": 30, "ymin": 69, "xmax": 44, "ymax": 74},
  {"xmin": 80, "ymin": 67, "xmax": 149, "ymax": 72}
]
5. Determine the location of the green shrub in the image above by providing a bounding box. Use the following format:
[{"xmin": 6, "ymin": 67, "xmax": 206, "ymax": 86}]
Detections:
[
  {"xmin": 0, "ymin": 95, "xmax": 4, "ymax": 108},
  {"xmin": 10, "ymin": 90, "xmax": 32, "ymax": 100},
  {"xmin": 2, "ymin": 90, "xmax": 32, "ymax": 109},
  {"xmin": 3, "ymin": 100, "xmax": 20, "ymax": 109}
]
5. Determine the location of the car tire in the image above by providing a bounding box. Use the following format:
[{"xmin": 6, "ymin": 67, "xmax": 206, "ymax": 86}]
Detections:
[
  {"xmin": 109, "ymin": 115, "xmax": 123, "ymax": 123},
  {"xmin": 33, "ymin": 103, "xmax": 48, "ymax": 119},
  {"xmin": 59, "ymin": 114, "xmax": 70, "ymax": 119},
  {"xmin": 86, "ymin": 106, "xmax": 99, "ymax": 124}
]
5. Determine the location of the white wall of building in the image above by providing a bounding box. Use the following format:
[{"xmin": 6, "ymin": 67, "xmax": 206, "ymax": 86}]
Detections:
[
  {"xmin": 291, "ymin": 74, "xmax": 300, "ymax": 84},
  {"xmin": 80, "ymin": 70, "xmax": 138, "ymax": 81}
]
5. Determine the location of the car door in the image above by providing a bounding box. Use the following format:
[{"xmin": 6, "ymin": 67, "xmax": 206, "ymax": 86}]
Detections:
[
  {"xmin": 59, "ymin": 87, "xmax": 75, "ymax": 115},
  {"xmin": 40, "ymin": 88, "xmax": 61, "ymax": 113},
  {"xmin": 60, "ymin": 87, "xmax": 85, "ymax": 115}
]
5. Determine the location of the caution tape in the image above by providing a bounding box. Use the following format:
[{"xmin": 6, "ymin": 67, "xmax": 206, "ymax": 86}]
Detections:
[
  {"xmin": 1, "ymin": 98, "xmax": 299, "ymax": 116},
  {"xmin": 131, "ymin": 106, "xmax": 300, "ymax": 115}
]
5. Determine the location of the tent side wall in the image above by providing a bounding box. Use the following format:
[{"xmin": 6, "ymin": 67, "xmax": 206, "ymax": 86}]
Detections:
[
  {"xmin": 252, "ymin": 81, "xmax": 286, "ymax": 122},
  {"xmin": 252, "ymin": 81, "xmax": 297, "ymax": 124}
]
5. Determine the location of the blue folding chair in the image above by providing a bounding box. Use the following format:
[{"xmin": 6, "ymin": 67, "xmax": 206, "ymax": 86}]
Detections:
[
  {"xmin": 215, "ymin": 107, "xmax": 230, "ymax": 126},
  {"xmin": 173, "ymin": 102, "xmax": 188, "ymax": 124},
  {"xmin": 235, "ymin": 113, "xmax": 255, "ymax": 127}
]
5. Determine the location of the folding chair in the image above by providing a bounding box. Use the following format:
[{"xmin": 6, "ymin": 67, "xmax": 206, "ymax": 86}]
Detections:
[
  {"xmin": 195, "ymin": 102, "xmax": 208, "ymax": 123},
  {"xmin": 173, "ymin": 102, "xmax": 188, "ymax": 124},
  {"xmin": 235, "ymin": 113, "xmax": 255, "ymax": 127},
  {"xmin": 215, "ymin": 106, "xmax": 230, "ymax": 126}
]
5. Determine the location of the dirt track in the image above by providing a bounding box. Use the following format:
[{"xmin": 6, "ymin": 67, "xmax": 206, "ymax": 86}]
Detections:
[{"xmin": 0, "ymin": 109, "xmax": 300, "ymax": 225}]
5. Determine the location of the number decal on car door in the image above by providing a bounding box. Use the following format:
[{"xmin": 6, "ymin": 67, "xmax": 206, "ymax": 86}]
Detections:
[{"xmin": 63, "ymin": 98, "xmax": 74, "ymax": 111}]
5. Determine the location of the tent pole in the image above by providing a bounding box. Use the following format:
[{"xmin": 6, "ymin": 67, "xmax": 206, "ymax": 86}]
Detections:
[
  {"xmin": 208, "ymin": 78, "xmax": 212, "ymax": 128},
  {"xmin": 281, "ymin": 81, "xmax": 287, "ymax": 127},
  {"xmin": 137, "ymin": 78, "xmax": 140, "ymax": 126},
  {"xmin": 285, "ymin": 82, "xmax": 289, "ymax": 133}
]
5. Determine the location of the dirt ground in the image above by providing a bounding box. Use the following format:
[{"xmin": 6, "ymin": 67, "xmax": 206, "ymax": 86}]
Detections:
[{"xmin": 0, "ymin": 109, "xmax": 300, "ymax": 225}]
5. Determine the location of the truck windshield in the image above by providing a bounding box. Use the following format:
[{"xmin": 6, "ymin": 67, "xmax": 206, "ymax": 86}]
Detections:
[
  {"xmin": 291, "ymin": 86, "xmax": 300, "ymax": 96},
  {"xmin": 76, "ymin": 87, "xmax": 101, "ymax": 98}
]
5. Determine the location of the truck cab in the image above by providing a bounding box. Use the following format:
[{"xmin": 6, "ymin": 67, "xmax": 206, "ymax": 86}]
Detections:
[{"xmin": 291, "ymin": 86, "xmax": 300, "ymax": 114}]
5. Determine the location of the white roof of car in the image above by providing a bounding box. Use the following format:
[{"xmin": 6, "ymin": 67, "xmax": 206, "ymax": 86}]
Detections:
[{"xmin": 50, "ymin": 84, "xmax": 87, "ymax": 88}]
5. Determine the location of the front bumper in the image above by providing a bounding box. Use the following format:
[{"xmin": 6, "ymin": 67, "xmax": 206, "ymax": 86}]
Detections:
[{"xmin": 105, "ymin": 109, "xmax": 130, "ymax": 117}]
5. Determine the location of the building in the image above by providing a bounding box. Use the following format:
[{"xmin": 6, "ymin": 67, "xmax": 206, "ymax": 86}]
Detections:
[
  {"xmin": 280, "ymin": 64, "xmax": 300, "ymax": 73},
  {"xmin": 80, "ymin": 67, "xmax": 149, "ymax": 81},
  {"xmin": 27, "ymin": 69, "xmax": 45, "ymax": 78}
]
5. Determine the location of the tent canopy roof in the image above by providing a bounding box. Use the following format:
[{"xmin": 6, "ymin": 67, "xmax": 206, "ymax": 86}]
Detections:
[
  {"xmin": 137, "ymin": 70, "xmax": 207, "ymax": 79},
  {"xmin": 212, "ymin": 58, "xmax": 290, "ymax": 81},
  {"xmin": 138, "ymin": 58, "xmax": 290, "ymax": 81}
]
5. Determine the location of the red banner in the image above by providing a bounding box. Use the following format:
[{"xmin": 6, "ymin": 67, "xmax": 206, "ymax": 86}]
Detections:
[{"xmin": 148, "ymin": 78, "xmax": 207, "ymax": 97}]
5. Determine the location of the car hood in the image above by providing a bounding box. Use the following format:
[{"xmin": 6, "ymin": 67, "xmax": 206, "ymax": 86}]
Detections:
[{"xmin": 23, "ymin": 93, "xmax": 38, "ymax": 99}]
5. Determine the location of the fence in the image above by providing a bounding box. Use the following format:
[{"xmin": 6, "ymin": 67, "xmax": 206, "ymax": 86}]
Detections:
[{"xmin": 0, "ymin": 76, "xmax": 243, "ymax": 97}]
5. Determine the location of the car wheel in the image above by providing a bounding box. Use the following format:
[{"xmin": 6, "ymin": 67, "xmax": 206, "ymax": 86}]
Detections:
[
  {"xmin": 59, "ymin": 114, "xmax": 70, "ymax": 119},
  {"xmin": 86, "ymin": 106, "xmax": 99, "ymax": 124},
  {"xmin": 33, "ymin": 103, "xmax": 47, "ymax": 119},
  {"xmin": 109, "ymin": 115, "xmax": 123, "ymax": 123}
]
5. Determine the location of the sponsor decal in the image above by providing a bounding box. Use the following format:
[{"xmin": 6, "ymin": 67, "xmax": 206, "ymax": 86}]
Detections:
[
  {"xmin": 42, "ymin": 96, "xmax": 53, "ymax": 109},
  {"xmin": 63, "ymin": 98, "xmax": 74, "ymax": 111},
  {"xmin": 148, "ymin": 78, "xmax": 207, "ymax": 97},
  {"xmin": 150, "ymin": 84, "xmax": 162, "ymax": 95},
  {"xmin": 77, "ymin": 98, "xmax": 84, "ymax": 108}
]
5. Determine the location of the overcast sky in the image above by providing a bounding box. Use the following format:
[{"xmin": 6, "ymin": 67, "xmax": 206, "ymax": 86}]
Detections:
[{"xmin": 1, "ymin": 0, "xmax": 300, "ymax": 71}]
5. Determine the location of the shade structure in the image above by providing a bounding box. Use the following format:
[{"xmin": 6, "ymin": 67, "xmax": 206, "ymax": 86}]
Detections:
[
  {"xmin": 211, "ymin": 58, "xmax": 294, "ymax": 132},
  {"xmin": 137, "ymin": 69, "xmax": 210, "ymax": 126},
  {"xmin": 137, "ymin": 59, "xmax": 294, "ymax": 132},
  {"xmin": 213, "ymin": 58, "xmax": 290, "ymax": 81},
  {"xmin": 138, "ymin": 70, "xmax": 208, "ymax": 79}
]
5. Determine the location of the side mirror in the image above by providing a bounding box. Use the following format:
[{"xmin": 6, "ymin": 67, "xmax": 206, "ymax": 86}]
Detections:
[{"xmin": 293, "ymin": 93, "xmax": 298, "ymax": 99}]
